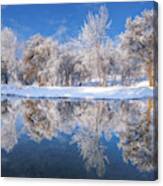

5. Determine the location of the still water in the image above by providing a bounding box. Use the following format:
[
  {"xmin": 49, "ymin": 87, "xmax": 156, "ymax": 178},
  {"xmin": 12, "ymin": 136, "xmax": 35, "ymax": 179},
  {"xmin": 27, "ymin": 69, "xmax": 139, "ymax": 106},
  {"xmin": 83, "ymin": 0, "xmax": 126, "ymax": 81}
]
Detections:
[{"xmin": 1, "ymin": 97, "xmax": 157, "ymax": 180}]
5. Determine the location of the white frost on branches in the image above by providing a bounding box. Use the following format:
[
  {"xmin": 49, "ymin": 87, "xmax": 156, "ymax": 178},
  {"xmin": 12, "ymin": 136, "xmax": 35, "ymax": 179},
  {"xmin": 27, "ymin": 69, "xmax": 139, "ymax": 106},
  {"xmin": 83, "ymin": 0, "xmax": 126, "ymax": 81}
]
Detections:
[{"xmin": 1, "ymin": 27, "xmax": 18, "ymax": 84}]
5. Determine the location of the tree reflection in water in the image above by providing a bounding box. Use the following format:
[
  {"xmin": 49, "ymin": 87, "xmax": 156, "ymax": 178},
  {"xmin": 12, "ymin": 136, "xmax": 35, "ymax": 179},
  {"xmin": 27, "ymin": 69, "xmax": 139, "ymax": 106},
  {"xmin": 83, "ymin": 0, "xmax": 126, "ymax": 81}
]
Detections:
[
  {"xmin": 23, "ymin": 100, "xmax": 60, "ymax": 142},
  {"xmin": 1, "ymin": 99, "xmax": 20, "ymax": 152},
  {"xmin": 117, "ymin": 100, "xmax": 157, "ymax": 172},
  {"xmin": 1, "ymin": 98, "xmax": 157, "ymax": 177}
]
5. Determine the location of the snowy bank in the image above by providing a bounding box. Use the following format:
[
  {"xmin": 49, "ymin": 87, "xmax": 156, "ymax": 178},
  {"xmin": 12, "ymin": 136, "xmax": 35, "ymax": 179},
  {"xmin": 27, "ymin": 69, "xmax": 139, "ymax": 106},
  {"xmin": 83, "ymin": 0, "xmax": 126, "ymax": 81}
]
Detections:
[{"xmin": 1, "ymin": 83, "xmax": 154, "ymax": 100}]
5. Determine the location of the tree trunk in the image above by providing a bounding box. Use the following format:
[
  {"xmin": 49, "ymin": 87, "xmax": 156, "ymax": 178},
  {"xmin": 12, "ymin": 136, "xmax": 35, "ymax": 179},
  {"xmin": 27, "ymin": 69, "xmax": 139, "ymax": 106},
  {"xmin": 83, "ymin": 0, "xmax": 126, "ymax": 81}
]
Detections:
[
  {"xmin": 147, "ymin": 62, "xmax": 154, "ymax": 87},
  {"xmin": 96, "ymin": 44, "xmax": 107, "ymax": 87},
  {"xmin": 102, "ymin": 76, "xmax": 107, "ymax": 86},
  {"xmin": 4, "ymin": 64, "xmax": 8, "ymax": 84},
  {"xmin": 65, "ymin": 74, "xmax": 70, "ymax": 86}
]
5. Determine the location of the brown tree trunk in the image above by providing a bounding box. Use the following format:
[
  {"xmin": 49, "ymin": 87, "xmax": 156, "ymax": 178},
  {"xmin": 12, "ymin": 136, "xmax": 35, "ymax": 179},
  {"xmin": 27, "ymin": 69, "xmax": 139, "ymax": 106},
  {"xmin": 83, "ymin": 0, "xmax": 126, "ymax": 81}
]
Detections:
[
  {"xmin": 65, "ymin": 74, "xmax": 70, "ymax": 86},
  {"xmin": 147, "ymin": 62, "xmax": 154, "ymax": 87}
]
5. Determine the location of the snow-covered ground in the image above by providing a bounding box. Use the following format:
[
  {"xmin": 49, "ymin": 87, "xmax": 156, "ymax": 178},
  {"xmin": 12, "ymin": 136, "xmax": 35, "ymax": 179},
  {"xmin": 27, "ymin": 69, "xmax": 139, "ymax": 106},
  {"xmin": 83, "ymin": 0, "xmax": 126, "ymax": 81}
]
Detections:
[{"xmin": 1, "ymin": 81, "xmax": 153, "ymax": 100}]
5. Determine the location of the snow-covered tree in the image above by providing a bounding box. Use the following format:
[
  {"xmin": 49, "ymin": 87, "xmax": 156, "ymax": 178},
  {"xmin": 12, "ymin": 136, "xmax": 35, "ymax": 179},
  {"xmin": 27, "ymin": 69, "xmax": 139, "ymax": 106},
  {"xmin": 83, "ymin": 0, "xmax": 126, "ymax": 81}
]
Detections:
[
  {"xmin": 57, "ymin": 42, "xmax": 90, "ymax": 86},
  {"xmin": 56, "ymin": 45, "xmax": 77, "ymax": 86},
  {"xmin": 102, "ymin": 41, "xmax": 121, "ymax": 85},
  {"xmin": 119, "ymin": 9, "xmax": 157, "ymax": 86},
  {"xmin": 77, "ymin": 6, "xmax": 111, "ymax": 86},
  {"xmin": 22, "ymin": 34, "xmax": 60, "ymax": 86},
  {"xmin": 1, "ymin": 27, "xmax": 18, "ymax": 84}
]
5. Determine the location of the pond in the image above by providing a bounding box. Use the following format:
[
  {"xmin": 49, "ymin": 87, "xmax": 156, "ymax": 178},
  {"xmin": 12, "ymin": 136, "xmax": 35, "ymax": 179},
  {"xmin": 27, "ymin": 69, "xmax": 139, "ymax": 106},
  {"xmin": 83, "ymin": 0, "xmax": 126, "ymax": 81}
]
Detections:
[{"xmin": 1, "ymin": 97, "xmax": 157, "ymax": 180}]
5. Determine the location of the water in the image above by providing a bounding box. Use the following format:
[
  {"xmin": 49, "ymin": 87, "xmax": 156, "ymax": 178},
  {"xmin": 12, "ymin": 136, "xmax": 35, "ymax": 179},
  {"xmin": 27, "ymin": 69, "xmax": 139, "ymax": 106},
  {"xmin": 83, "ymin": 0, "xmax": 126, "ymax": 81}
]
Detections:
[{"xmin": 1, "ymin": 97, "xmax": 157, "ymax": 180}]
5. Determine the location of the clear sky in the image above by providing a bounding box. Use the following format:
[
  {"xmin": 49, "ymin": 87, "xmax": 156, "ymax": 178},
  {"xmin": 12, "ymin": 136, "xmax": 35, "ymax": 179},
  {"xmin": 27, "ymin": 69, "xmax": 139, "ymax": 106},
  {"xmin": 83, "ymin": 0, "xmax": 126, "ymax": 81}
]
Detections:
[{"xmin": 1, "ymin": 1, "xmax": 156, "ymax": 42}]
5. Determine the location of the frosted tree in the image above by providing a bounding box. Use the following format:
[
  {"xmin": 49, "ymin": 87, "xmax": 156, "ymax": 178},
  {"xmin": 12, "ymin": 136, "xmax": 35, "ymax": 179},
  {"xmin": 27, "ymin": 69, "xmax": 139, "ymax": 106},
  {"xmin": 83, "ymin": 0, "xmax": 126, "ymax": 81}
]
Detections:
[
  {"xmin": 57, "ymin": 42, "xmax": 90, "ymax": 86},
  {"xmin": 77, "ymin": 6, "xmax": 111, "ymax": 86},
  {"xmin": 1, "ymin": 27, "xmax": 18, "ymax": 84},
  {"xmin": 22, "ymin": 34, "xmax": 60, "ymax": 86},
  {"xmin": 118, "ymin": 9, "xmax": 157, "ymax": 133},
  {"xmin": 119, "ymin": 9, "xmax": 157, "ymax": 86},
  {"xmin": 56, "ymin": 44, "xmax": 76, "ymax": 86},
  {"xmin": 102, "ymin": 41, "xmax": 121, "ymax": 85}
]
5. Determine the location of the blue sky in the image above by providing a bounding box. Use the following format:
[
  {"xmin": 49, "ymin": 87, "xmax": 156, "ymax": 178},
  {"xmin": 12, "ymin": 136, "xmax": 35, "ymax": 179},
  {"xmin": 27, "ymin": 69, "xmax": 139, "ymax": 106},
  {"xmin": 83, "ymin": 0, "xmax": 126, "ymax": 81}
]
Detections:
[{"xmin": 1, "ymin": 1, "xmax": 157, "ymax": 42}]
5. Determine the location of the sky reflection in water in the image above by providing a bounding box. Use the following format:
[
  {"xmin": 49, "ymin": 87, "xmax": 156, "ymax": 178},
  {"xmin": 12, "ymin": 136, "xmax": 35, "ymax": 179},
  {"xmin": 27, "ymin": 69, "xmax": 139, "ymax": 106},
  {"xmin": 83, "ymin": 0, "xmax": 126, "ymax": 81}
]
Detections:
[{"xmin": 1, "ymin": 98, "xmax": 157, "ymax": 180}]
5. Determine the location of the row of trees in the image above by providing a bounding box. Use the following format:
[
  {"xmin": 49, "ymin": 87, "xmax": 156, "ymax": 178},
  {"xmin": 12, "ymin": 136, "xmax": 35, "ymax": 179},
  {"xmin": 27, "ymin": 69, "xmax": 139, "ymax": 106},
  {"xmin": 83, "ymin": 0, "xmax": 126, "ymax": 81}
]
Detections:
[{"xmin": 1, "ymin": 6, "xmax": 157, "ymax": 87}]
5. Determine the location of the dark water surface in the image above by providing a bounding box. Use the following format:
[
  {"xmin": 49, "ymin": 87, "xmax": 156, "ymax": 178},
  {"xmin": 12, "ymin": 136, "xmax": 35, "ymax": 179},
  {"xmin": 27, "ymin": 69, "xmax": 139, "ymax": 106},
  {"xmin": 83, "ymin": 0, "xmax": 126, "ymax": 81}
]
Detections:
[{"xmin": 1, "ymin": 97, "xmax": 157, "ymax": 180}]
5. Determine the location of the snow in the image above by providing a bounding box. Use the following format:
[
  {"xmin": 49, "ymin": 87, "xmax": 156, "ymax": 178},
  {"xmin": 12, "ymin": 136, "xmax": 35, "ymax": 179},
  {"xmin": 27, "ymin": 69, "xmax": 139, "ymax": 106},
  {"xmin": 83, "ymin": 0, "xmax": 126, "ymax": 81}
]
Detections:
[{"xmin": 1, "ymin": 81, "xmax": 153, "ymax": 100}]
